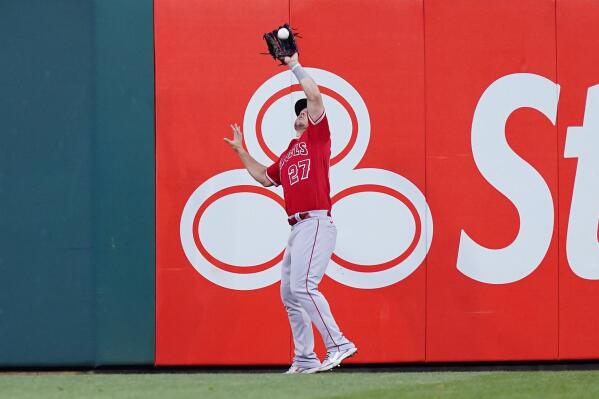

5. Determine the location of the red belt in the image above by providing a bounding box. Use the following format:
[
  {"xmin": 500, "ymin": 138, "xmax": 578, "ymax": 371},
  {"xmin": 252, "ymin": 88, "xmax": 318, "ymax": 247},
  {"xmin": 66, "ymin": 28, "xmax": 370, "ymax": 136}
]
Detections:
[{"xmin": 288, "ymin": 211, "xmax": 331, "ymax": 226}]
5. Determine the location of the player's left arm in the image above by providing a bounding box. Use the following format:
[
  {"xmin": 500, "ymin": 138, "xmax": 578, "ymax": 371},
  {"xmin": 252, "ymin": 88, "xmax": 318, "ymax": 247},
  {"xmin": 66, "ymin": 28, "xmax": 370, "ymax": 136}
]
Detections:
[{"xmin": 284, "ymin": 53, "xmax": 325, "ymax": 123}]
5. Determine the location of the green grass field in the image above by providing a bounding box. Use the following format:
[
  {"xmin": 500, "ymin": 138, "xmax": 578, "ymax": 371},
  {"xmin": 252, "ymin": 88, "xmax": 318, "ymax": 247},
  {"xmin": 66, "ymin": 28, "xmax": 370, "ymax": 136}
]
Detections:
[{"xmin": 1, "ymin": 370, "xmax": 599, "ymax": 399}]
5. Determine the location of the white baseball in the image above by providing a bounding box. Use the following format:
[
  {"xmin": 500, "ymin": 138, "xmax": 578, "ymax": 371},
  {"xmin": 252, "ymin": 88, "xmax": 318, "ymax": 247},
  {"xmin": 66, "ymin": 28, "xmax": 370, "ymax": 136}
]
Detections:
[{"xmin": 277, "ymin": 28, "xmax": 290, "ymax": 40}]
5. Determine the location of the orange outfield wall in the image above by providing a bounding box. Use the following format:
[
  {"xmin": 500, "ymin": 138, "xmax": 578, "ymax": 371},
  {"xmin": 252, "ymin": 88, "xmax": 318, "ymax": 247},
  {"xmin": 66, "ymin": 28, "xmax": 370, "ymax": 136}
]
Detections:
[{"xmin": 155, "ymin": 0, "xmax": 599, "ymax": 365}]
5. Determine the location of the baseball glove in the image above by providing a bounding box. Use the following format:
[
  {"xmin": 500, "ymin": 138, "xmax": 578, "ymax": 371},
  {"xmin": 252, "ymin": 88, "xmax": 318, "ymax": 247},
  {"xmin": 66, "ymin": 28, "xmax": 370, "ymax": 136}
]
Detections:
[{"xmin": 263, "ymin": 23, "xmax": 298, "ymax": 63}]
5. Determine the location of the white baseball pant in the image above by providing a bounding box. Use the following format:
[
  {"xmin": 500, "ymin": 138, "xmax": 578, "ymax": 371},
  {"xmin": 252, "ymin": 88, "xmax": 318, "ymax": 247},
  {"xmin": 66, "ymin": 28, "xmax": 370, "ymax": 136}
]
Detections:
[{"xmin": 280, "ymin": 211, "xmax": 355, "ymax": 368}]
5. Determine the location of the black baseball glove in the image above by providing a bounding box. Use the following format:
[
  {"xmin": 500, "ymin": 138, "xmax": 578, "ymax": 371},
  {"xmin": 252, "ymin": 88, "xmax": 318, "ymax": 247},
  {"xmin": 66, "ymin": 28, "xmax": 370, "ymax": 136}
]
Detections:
[{"xmin": 263, "ymin": 23, "xmax": 298, "ymax": 63}]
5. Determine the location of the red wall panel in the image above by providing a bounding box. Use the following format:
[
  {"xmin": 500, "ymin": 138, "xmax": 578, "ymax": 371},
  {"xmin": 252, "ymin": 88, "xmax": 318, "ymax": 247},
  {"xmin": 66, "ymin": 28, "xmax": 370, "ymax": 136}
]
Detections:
[
  {"xmin": 557, "ymin": 0, "xmax": 599, "ymax": 360},
  {"xmin": 424, "ymin": 0, "xmax": 559, "ymax": 361},
  {"xmin": 155, "ymin": 0, "xmax": 291, "ymax": 365},
  {"xmin": 155, "ymin": 0, "xmax": 599, "ymax": 365},
  {"xmin": 290, "ymin": 0, "xmax": 427, "ymax": 363},
  {"xmin": 155, "ymin": 0, "xmax": 427, "ymax": 364}
]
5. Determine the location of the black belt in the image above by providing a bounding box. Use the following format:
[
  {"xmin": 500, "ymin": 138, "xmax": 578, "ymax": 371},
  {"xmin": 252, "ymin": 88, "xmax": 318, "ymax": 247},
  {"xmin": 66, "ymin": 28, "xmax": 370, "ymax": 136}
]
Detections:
[{"xmin": 288, "ymin": 211, "xmax": 331, "ymax": 226}]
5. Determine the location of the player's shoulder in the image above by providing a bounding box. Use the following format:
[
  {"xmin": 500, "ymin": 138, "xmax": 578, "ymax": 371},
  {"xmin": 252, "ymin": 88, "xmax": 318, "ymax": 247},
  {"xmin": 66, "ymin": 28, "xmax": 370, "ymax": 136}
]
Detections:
[
  {"xmin": 307, "ymin": 111, "xmax": 330, "ymax": 140},
  {"xmin": 283, "ymin": 138, "xmax": 298, "ymax": 151},
  {"xmin": 308, "ymin": 109, "xmax": 327, "ymax": 126}
]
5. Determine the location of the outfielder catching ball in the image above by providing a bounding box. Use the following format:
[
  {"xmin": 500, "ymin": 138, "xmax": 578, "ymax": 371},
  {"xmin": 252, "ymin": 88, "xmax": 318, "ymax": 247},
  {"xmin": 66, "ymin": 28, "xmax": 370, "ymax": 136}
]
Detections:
[{"xmin": 224, "ymin": 26, "xmax": 357, "ymax": 374}]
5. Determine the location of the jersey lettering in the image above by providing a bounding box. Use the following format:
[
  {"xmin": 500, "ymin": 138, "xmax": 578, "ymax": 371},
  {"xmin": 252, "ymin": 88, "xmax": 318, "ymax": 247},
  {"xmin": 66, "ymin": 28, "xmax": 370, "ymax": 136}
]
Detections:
[{"xmin": 280, "ymin": 142, "xmax": 309, "ymax": 168}]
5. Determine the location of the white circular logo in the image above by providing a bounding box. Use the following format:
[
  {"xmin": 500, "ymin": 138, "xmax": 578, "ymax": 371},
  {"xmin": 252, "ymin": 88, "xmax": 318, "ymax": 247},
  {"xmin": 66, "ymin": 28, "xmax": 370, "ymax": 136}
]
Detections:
[{"xmin": 180, "ymin": 68, "xmax": 433, "ymax": 290}]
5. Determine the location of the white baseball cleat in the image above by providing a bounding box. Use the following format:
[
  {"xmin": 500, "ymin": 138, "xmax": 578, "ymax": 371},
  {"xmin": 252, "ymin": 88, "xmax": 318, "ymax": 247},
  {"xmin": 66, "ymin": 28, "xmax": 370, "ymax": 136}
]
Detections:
[
  {"xmin": 284, "ymin": 365, "xmax": 320, "ymax": 374},
  {"xmin": 318, "ymin": 347, "xmax": 358, "ymax": 372}
]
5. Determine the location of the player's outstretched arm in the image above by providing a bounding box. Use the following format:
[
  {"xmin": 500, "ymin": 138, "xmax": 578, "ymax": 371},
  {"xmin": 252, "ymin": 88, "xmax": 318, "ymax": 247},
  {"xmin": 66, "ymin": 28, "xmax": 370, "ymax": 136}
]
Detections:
[
  {"xmin": 224, "ymin": 123, "xmax": 272, "ymax": 187},
  {"xmin": 284, "ymin": 53, "xmax": 324, "ymax": 122}
]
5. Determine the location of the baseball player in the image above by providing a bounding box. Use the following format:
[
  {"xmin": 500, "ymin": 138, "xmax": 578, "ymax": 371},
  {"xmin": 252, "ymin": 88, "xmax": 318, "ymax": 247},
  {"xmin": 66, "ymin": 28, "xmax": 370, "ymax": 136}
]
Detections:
[{"xmin": 224, "ymin": 52, "xmax": 357, "ymax": 373}]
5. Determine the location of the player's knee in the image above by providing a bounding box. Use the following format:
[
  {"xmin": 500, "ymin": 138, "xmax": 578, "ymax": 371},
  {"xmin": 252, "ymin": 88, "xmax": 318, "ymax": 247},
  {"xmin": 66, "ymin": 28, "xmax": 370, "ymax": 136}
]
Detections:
[
  {"xmin": 283, "ymin": 303, "xmax": 298, "ymax": 315},
  {"xmin": 290, "ymin": 281, "xmax": 311, "ymax": 300},
  {"xmin": 280, "ymin": 284, "xmax": 295, "ymax": 304}
]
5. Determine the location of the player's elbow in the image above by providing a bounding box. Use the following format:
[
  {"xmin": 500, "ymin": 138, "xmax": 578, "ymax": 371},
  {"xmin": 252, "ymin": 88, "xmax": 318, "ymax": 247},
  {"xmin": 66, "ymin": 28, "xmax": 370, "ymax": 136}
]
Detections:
[
  {"xmin": 260, "ymin": 179, "xmax": 273, "ymax": 187},
  {"xmin": 259, "ymin": 171, "xmax": 273, "ymax": 187}
]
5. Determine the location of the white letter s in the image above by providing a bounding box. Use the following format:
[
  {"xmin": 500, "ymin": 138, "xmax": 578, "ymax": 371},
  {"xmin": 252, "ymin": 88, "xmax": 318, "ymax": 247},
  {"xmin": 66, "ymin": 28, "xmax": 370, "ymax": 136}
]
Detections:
[{"xmin": 457, "ymin": 73, "xmax": 559, "ymax": 284}]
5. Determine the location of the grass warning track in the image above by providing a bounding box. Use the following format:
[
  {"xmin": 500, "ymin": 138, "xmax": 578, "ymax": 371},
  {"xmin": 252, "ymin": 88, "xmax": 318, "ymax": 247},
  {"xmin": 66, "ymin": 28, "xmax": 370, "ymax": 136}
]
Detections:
[{"xmin": 1, "ymin": 370, "xmax": 599, "ymax": 399}]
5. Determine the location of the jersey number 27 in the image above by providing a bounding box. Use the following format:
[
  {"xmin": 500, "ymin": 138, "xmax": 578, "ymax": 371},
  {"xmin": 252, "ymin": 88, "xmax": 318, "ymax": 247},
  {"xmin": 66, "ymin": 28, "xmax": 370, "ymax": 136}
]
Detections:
[{"xmin": 288, "ymin": 159, "xmax": 311, "ymax": 186}]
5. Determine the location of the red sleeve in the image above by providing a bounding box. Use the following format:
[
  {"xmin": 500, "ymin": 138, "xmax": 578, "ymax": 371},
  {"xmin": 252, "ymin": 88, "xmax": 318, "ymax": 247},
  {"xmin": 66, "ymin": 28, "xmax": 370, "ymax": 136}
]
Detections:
[
  {"xmin": 307, "ymin": 111, "xmax": 330, "ymax": 142},
  {"xmin": 266, "ymin": 162, "xmax": 281, "ymax": 187}
]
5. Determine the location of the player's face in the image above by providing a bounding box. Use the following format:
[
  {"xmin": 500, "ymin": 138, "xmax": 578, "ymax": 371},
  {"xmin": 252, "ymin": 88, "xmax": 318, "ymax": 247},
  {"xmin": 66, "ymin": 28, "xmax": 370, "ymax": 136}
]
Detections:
[{"xmin": 294, "ymin": 108, "xmax": 308, "ymax": 131}]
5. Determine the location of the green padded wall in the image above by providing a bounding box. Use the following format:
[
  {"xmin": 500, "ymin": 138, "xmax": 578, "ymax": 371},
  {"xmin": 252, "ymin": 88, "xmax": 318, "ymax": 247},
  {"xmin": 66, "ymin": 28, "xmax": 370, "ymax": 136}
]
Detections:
[{"xmin": 0, "ymin": 0, "xmax": 155, "ymax": 366}]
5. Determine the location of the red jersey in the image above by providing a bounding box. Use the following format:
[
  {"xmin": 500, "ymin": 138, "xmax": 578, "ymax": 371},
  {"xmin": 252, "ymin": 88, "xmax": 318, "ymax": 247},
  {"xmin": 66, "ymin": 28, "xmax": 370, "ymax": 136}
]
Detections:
[{"xmin": 265, "ymin": 111, "xmax": 331, "ymax": 216}]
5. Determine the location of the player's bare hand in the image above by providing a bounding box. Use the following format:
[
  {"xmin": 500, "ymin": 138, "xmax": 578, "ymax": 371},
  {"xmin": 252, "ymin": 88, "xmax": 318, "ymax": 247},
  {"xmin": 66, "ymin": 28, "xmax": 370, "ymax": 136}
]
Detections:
[
  {"xmin": 284, "ymin": 52, "xmax": 299, "ymax": 67},
  {"xmin": 224, "ymin": 123, "xmax": 244, "ymax": 152}
]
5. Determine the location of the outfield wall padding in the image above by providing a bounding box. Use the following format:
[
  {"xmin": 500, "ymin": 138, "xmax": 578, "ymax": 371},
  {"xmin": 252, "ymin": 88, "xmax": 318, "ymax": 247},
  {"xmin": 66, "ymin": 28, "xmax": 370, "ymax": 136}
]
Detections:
[
  {"xmin": 155, "ymin": 0, "xmax": 599, "ymax": 364},
  {"xmin": 0, "ymin": 0, "xmax": 155, "ymax": 366},
  {"xmin": 1, "ymin": 0, "xmax": 598, "ymax": 367}
]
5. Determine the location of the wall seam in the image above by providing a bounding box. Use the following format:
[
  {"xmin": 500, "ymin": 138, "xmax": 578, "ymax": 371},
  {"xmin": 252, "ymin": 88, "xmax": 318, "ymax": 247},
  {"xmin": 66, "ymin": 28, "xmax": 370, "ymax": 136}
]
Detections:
[
  {"xmin": 422, "ymin": 0, "xmax": 429, "ymax": 363},
  {"xmin": 153, "ymin": 0, "xmax": 159, "ymax": 366},
  {"xmin": 555, "ymin": 0, "xmax": 560, "ymax": 361},
  {"xmin": 288, "ymin": 0, "xmax": 294, "ymax": 366}
]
